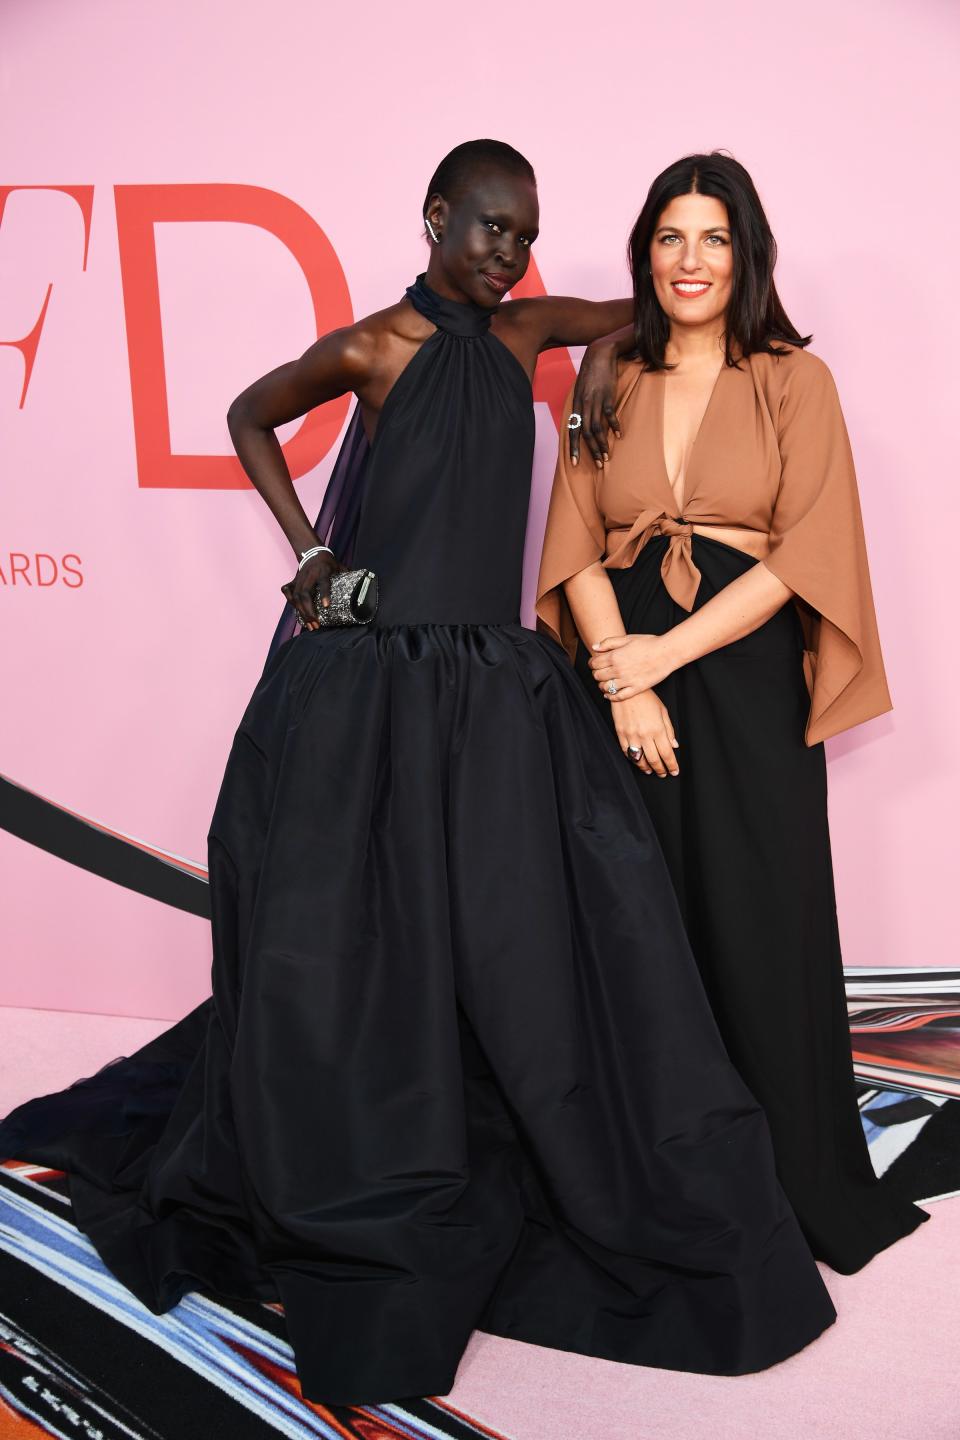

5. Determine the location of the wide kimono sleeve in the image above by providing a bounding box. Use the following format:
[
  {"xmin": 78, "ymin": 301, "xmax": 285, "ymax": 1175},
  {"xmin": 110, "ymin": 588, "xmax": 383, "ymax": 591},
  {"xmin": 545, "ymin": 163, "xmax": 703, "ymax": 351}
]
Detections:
[
  {"xmin": 535, "ymin": 384, "xmax": 608, "ymax": 661},
  {"xmin": 761, "ymin": 351, "xmax": 892, "ymax": 746}
]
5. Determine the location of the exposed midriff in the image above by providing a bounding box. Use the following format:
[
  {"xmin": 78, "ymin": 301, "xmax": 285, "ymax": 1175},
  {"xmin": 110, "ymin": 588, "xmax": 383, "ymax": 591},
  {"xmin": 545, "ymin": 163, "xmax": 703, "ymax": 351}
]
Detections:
[{"xmin": 688, "ymin": 522, "xmax": 771, "ymax": 560}]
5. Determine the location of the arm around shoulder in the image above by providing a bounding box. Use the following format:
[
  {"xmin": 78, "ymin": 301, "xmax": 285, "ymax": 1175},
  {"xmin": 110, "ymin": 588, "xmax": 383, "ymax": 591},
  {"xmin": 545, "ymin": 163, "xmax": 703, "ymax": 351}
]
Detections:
[{"xmin": 506, "ymin": 294, "xmax": 633, "ymax": 352}]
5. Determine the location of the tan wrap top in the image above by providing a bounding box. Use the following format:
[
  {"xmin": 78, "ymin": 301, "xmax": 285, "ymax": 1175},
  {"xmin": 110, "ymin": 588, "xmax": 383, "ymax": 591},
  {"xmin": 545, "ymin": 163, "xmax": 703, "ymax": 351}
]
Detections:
[{"xmin": 535, "ymin": 345, "xmax": 892, "ymax": 746}]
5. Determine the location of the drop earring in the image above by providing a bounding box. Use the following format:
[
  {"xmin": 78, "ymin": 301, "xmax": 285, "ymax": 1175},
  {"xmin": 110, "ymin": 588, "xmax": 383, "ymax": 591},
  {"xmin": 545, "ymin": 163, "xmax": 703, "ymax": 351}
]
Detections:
[{"xmin": 425, "ymin": 216, "xmax": 442, "ymax": 244}]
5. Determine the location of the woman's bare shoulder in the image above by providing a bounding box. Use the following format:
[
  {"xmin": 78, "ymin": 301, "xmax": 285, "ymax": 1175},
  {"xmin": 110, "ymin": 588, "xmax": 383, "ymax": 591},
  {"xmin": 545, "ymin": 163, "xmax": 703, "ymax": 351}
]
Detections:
[{"xmin": 318, "ymin": 298, "xmax": 434, "ymax": 388}]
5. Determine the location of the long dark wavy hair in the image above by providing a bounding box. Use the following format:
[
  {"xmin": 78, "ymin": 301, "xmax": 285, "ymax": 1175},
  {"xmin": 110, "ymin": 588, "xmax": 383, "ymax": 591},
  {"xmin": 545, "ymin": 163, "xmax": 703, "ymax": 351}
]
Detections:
[{"xmin": 628, "ymin": 152, "xmax": 811, "ymax": 369}]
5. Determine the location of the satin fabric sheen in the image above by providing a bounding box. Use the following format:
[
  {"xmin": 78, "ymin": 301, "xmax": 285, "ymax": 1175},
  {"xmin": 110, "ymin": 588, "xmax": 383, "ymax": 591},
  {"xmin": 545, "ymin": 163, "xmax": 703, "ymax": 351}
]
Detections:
[{"xmin": 0, "ymin": 277, "xmax": 836, "ymax": 1403}]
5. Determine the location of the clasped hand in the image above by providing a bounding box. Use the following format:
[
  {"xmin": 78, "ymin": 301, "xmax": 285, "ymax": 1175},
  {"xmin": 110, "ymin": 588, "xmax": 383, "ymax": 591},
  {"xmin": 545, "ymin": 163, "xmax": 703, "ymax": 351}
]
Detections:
[{"xmin": 589, "ymin": 633, "xmax": 672, "ymax": 702}]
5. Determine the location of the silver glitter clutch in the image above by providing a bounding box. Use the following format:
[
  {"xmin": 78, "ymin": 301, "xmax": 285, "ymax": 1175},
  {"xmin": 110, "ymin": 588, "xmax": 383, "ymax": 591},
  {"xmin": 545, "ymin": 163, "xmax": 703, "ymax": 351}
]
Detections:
[{"xmin": 313, "ymin": 567, "xmax": 379, "ymax": 627}]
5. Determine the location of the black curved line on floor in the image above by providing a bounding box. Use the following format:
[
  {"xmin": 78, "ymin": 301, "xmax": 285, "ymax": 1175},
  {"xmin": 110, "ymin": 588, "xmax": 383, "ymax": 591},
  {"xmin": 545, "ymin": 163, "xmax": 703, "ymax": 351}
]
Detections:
[{"xmin": 0, "ymin": 775, "xmax": 210, "ymax": 920}]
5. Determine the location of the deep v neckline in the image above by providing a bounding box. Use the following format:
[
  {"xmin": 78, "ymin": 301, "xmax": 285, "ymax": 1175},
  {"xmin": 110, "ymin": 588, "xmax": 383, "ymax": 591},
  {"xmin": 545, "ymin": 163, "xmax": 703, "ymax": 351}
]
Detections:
[{"xmin": 658, "ymin": 361, "xmax": 725, "ymax": 516}]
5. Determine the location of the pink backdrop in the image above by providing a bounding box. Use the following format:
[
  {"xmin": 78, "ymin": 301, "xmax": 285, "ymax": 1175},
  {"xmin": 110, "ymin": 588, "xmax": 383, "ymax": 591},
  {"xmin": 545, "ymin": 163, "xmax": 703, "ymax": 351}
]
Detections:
[{"xmin": 1, "ymin": 0, "xmax": 956, "ymax": 1019}]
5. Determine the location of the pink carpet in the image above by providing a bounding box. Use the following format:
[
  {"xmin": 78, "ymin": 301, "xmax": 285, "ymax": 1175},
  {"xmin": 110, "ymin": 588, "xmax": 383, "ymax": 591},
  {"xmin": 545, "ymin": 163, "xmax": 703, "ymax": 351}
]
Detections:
[{"xmin": 2, "ymin": 1004, "xmax": 957, "ymax": 1440}]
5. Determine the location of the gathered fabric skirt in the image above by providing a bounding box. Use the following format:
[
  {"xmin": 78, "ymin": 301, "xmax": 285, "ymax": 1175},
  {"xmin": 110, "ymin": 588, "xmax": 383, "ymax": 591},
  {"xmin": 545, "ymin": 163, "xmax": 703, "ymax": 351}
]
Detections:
[
  {"xmin": 0, "ymin": 620, "xmax": 837, "ymax": 1404},
  {"xmin": 575, "ymin": 535, "xmax": 929, "ymax": 1275}
]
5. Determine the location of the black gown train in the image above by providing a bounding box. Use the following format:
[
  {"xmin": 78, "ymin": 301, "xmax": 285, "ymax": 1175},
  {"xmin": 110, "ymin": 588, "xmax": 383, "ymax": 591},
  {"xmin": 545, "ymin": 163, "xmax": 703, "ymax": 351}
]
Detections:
[{"xmin": 0, "ymin": 277, "xmax": 836, "ymax": 1404}]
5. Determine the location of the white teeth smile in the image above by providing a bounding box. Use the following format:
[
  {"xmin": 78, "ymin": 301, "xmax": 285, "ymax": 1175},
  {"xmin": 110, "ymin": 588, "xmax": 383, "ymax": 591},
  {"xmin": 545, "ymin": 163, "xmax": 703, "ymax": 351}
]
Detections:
[{"xmin": 674, "ymin": 282, "xmax": 710, "ymax": 294}]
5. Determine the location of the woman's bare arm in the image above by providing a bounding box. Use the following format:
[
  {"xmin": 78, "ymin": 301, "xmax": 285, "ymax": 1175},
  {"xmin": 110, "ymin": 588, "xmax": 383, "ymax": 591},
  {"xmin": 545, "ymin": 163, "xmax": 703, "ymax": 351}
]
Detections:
[
  {"xmin": 666, "ymin": 563, "xmax": 795, "ymax": 669},
  {"xmin": 511, "ymin": 296, "xmax": 634, "ymax": 351},
  {"xmin": 563, "ymin": 562, "xmax": 628, "ymax": 650},
  {"xmin": 226, "ymin": 323, "xmax": 383, "ymax": 628},
  {"xmin": 226, "ymin": 326, "xmax": 374, "ymax": 560},
  {"xmin": 569, "ymin": 324, "xmax": 636, "ymax": 467},
  {"xmin": 563, "ymin": 562, "xmax": 680, "ymax": 777},
  {"xmin": 590, "ymin": 563, "xmax": 795, "ymax": 702},
  {"xmin": 495, "ymin": 295, "xmax": 633, "ymax": 372}
]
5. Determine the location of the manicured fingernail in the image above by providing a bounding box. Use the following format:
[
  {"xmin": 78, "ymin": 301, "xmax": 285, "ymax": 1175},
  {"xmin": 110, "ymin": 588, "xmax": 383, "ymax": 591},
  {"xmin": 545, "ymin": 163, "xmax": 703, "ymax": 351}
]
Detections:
[{"xmin": 672, "ymin": 740, "xmax": 680, "ymax": 747}]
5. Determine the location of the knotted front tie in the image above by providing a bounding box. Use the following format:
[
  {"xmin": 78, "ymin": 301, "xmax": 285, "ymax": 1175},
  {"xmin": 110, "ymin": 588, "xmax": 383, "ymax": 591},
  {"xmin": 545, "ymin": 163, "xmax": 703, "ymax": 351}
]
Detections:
[
  {"xmin": 655, "ymin": 516, "xmax": 700, "ymax": 610},
  {"xmin": 604, "ymin": 512, "xmax": 703, "ymax": 611}
]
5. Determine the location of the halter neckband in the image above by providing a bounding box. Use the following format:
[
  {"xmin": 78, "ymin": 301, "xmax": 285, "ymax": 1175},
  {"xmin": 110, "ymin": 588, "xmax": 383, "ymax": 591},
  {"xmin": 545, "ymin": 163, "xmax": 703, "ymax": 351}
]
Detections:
[{"xmin": 405, "ymin": 272, "xmax": 494, "ymax": 338}]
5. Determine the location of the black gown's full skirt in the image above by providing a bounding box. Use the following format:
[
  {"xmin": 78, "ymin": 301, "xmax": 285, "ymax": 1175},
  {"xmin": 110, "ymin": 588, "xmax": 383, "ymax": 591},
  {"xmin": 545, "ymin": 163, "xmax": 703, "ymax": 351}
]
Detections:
[
  {"xmin": 1, "ymin": 622, "xmax": 836, "ymax": 1401},
  {"xmin": 575, "ymin": 534, "xmax": 928, "ymax": 1274}
]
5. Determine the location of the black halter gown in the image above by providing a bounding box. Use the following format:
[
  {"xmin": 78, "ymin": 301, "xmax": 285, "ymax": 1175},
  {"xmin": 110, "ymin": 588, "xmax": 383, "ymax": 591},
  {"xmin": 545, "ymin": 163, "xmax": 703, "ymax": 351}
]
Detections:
[{"xmin": 0, "ymin": 277, "xmax": 836, "ymax": 1404}]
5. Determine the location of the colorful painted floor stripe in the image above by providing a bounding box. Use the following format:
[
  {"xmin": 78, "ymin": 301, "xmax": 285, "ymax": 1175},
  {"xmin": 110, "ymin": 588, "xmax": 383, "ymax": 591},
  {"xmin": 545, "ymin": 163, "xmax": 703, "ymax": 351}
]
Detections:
[{"xmin": 3, "ymin": 1089, "xmax": 956, "ymax": 1440}]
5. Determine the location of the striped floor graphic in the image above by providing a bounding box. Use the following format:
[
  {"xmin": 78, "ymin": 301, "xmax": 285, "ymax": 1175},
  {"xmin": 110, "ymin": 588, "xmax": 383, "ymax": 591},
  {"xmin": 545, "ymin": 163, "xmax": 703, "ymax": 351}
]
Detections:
[{"xmin": 2, "ymin": 1087, "xmax": 954, "ymax": 1439}]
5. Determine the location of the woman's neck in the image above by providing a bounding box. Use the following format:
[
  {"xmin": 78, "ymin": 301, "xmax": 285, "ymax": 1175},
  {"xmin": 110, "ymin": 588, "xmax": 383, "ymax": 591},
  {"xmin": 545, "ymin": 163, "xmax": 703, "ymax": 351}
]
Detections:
[
  {"xmin": 666, "ymin": 320, "xmax": 727, "ymax": 368},
  {"xmin": 423, "ymin": 259, "xmax": 475, "ymax": 306}
]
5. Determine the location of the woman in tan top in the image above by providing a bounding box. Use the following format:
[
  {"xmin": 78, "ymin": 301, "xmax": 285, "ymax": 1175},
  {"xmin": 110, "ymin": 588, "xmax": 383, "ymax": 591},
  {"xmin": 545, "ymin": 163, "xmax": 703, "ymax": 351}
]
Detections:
[{"xmin": 537, "ymin": 152, "xmax": 928, "ymax": 1274}]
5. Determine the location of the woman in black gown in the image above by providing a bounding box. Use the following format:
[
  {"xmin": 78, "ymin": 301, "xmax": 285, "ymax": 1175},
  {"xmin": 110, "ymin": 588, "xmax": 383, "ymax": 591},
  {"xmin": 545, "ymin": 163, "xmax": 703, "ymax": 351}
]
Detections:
[{"xmin": 0, "ymin": 140, "xmax": 836, "ymax": 1404}]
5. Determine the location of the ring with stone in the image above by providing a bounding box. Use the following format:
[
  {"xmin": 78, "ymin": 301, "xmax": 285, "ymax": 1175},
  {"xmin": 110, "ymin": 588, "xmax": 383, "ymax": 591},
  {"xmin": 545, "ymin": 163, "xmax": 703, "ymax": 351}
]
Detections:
[
  {"xmin": 627, "ymin": 745, "xmax": 642, "ymax": 759},
  {"xmin": 606, "ymin": 679, "xmax": 618, "ymax": 696},
  {"xmin": 567, "ymin": 412, "xmax": 583, "ymax": 431}
]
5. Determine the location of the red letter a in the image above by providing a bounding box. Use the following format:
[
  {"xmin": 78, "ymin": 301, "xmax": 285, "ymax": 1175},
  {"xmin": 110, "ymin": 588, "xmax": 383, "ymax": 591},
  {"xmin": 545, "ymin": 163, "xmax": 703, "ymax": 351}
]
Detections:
[{"xmin": 508, "ymin": 254, "xmax": 577, "ymax": 433}]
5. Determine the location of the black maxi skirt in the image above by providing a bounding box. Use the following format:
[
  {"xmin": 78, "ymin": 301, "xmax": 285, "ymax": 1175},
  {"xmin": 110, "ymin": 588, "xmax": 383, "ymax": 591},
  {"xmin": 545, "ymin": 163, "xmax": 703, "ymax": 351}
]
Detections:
[{"xmin": 575, "ymin": 533, "xmax": 929, "ymax": 1275}]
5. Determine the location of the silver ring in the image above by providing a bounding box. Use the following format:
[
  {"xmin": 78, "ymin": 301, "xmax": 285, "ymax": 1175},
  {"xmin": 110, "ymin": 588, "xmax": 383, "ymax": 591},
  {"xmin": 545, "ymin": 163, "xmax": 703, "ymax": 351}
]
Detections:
[
  {"xmin": 627, "ymin": 745, "xmax": 642, "ymax": 758},
  {"xmin": 567, "ymin": 412, "xmax": 583, "ymax": 431},
  {"xmin": 606, "ymin": 680, "xmax": 618, "ymax": 696}
]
